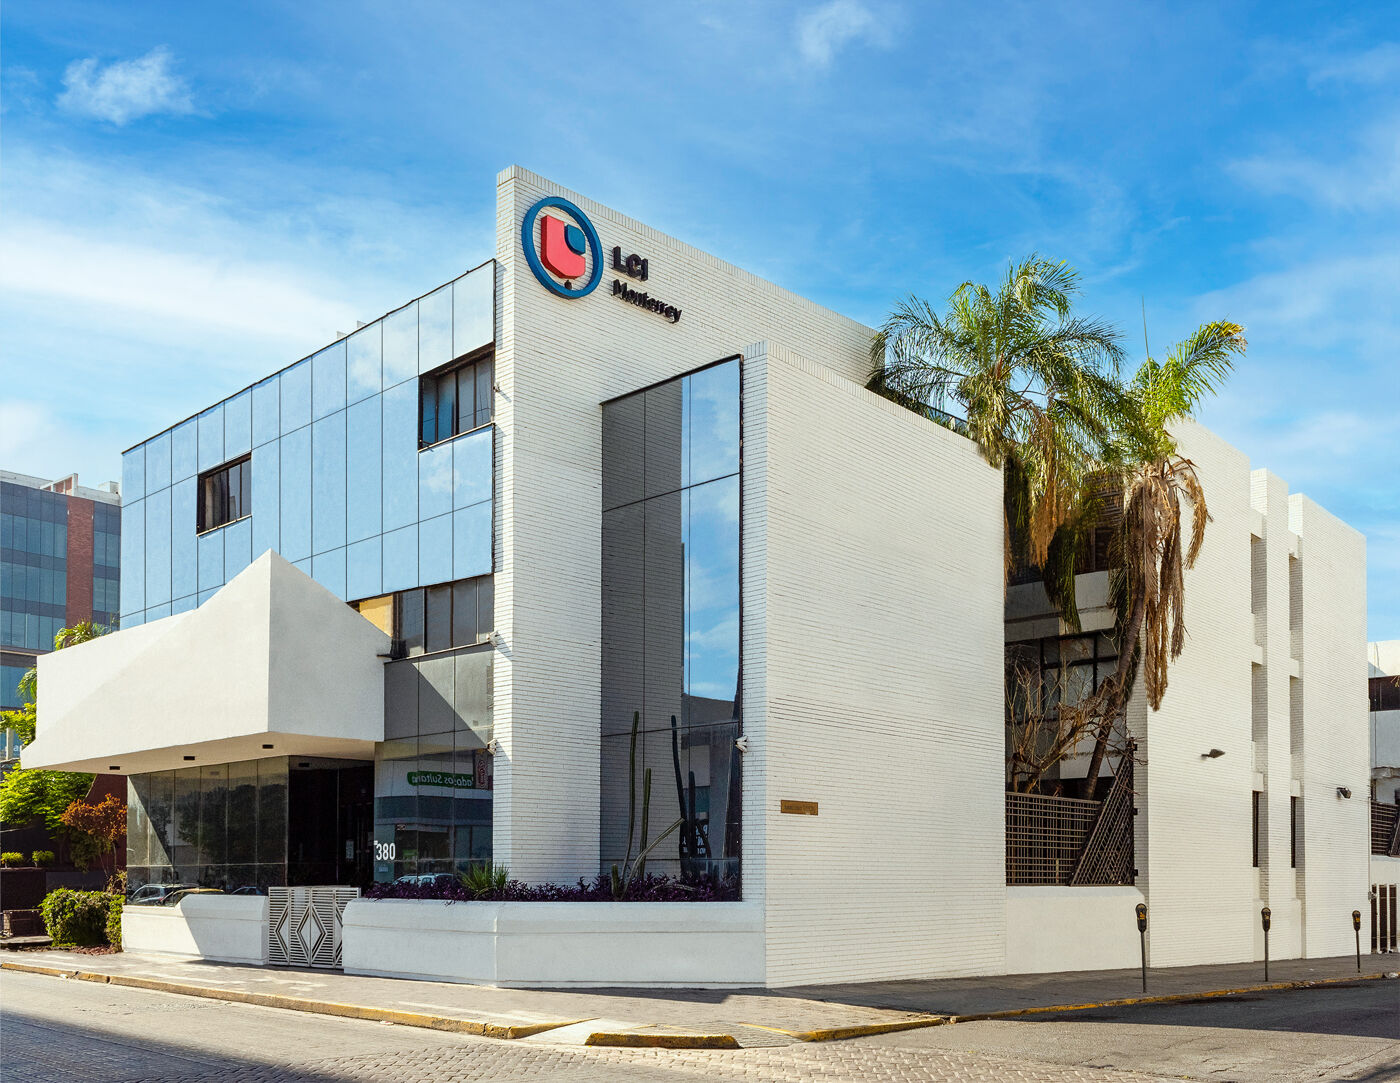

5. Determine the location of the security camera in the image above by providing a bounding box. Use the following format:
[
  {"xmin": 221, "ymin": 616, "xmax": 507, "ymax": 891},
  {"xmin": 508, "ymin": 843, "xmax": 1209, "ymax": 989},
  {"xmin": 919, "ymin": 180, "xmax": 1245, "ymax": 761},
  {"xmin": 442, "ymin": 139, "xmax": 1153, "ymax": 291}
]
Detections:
[
  {"xmin": 486, "ymin": 738, "xmax": 499, "ymax": 756},
  {"xmin": 734, "ymin": 736, "xmax": 750, "ymax": 754},
  {"xmin": 1336, "ymin": 786, "xmax": 1352, "ymax": 799}
]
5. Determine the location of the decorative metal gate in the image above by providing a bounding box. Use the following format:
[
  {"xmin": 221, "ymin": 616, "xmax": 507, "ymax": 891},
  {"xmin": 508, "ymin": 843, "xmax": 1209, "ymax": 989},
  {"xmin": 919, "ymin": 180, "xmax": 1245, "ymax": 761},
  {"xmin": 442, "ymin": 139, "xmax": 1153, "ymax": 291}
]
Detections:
[{"xmin": 268, "ymin": 886, "xmax": 359, "ymax": 969}]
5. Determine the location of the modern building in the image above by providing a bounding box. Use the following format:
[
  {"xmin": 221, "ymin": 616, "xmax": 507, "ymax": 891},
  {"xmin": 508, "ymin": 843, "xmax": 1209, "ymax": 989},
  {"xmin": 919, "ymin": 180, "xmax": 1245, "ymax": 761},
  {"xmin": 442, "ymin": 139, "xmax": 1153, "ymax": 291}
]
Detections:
[
  {"xmin": 1369, "ymin": 641, "xmax": 1399, "ymax": 951},
  {"xmin": 23, "ymin": 167, "xmax": 1371, "ymax": 986},
  {"xmin": 1, "ymin": 470, "xmax": 121, "ymax": 763}
]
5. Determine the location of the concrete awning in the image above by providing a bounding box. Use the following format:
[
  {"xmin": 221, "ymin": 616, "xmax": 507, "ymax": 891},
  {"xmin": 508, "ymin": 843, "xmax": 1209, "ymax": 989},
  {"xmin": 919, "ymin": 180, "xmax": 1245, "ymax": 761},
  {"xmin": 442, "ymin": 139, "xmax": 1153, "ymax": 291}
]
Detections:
[{"xmin": 23, "ymin": 551, "xmax": 389, "ymax": 775}]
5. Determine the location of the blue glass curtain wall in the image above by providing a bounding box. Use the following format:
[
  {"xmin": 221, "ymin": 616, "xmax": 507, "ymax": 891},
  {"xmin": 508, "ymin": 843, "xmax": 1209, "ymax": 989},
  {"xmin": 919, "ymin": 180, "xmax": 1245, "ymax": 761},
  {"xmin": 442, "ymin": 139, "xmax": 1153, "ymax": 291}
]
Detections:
[
  {"xmin": 599, "ymin": 358, "xmax": 742, "ymax": 884},
  {"xmin": 118, "ymin": 262, "xmax": 495, "ymax": 626}
]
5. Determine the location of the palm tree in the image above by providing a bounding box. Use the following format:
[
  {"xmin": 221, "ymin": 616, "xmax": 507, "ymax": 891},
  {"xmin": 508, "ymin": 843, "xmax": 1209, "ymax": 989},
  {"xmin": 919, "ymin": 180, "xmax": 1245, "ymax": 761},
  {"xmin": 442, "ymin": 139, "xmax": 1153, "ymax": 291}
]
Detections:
[
  {"xmin": 868, "ymin": 256, "xmax": 1125, "ymax": 579},
  {"xmin": 1079, "ymin": 321, "xmax": 1247, "ymax": 793},
  {"xmin": 8, "ymin": 620, "xmax": 109, "ymax": 744}
]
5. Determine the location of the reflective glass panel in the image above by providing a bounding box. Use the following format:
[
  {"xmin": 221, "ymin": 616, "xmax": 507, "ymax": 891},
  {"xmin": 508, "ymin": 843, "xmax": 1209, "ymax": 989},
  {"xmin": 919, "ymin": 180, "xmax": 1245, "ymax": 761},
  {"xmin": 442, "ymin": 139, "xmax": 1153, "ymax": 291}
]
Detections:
[
  {"xmin": 172, "ymin": 418, "xmax": 198, "ymax": 482},
  {"xmin": 419, "ymin": 284, "xmax": 453, "ymax": 374},
  {"xmin": 251, "ymin": 444, "xmax": 280, "ymax": 560},
  {"xmin": 145, "ymin": 431, "xmax": 172, "ymax": 493},
  {"xmin": 225, "ymin": 389, "xmax": 253, "ymax": 459},
  {"xmin": 312, "ymin": 341, "xmax": 347, "ymax": 420},
  {"xmin": 312, "ymin": 547, "xmax": 347, "ymax": 600},
  {"xmin": 171, "ymin": 479, "xmax": 197, "ymax": 600},
  {"xmin": 453, "ymin": 264, "xmax": 493, "ymax": 357},
  {"xmin": 452, "ymin": 426, "xmax": 491, "ymax": 510},
  {"xmin": 346, "ymin": 398, "xmax": 383, "ymax": 542},
  {"xmin": 144, "ymin": 487, "xmax": 172, "ymax": 606},
  {"xmin": 383, "ymin": 302, "xmax": 418, "ymax": 388},
  {"xmin": 280, "ymin": 359, "xmax": 312, "ymax": 435},
  {"xmin": 418, "ymin": 441, "xmax": 452, "ymax": 522},
  {"xmin": 347, "ymin": 321, "xmax": 382, "ymax": 405},
  {"xmin": 684, "ymin": 360, "xmax": 741, "ymax": 488},
  {"xmin": 223, "ymin": 517, "xmax": 253, "ymax": 581},
  {"xmin": 226, "ymin": 760, "xmax": 258, "ymax": 865},
  {"xmin": 452, "ymin": 502, "xmax": 491, "ymax": 580},
  {"xmin": 419, "ymin": 512, "xmax": 453, "ymax": 587},
  {"xmin": 252, "ymin": 376, "xmax": 280, "ymax": 446},
  {"xmin": 120, "ymin": 498, "xmax": 145, "ymax": 616},
  {"xmin": 122, "ymin": 447, "xmax": 145, "ymax": 503},
  {"xmin": 685, "ymin": 475, "xmax": 740, "ymax": 706},
  {"xmin": 346, "ymin": 536, "xmax": 382, "ymax": 601},
  {"xmin": 197, "ymin": 526, "xmax": 225, "ymax": 592},
  {"xmin": 644, "ymin": 380, "xmax": 684, "ymax": 499},
  {"xmin": 279, "ymin": 425, "xmax": 312, "ymax": 561},
  {"xmin": 198, "ymin": 404, "xmax": 225, "ymax": 472},
  {"xmin": 257, "ymin": 758, "xmax": 288, "ymax": 865},
  {"xmin": 312, "ymin": 412, "xmax": 347, "ymax": 554},
  {"xmin": 382, "ymin": 524, "xmax": 418, "ymax": 593},
  {"xmin": 602, "ymin": 392, "xmax": 644, "ymax": 511},
  {"xmin": 381, "ymin": 381, "xmax": 419, "ymax": 531}
]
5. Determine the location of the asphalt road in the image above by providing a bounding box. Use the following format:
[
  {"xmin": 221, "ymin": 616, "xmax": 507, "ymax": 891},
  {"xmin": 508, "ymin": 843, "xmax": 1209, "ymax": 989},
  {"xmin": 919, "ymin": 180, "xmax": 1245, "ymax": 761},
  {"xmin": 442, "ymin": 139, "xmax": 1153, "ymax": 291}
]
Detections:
[{"xmin": 2, "ymin": 967, "xmax": 1396, "ymax": 1082}]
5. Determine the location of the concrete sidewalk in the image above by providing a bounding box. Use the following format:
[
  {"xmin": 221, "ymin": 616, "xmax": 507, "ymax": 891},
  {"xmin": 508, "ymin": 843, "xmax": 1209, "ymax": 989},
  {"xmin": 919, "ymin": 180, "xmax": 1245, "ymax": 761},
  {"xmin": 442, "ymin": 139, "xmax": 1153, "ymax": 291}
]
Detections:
[{"xmin": 3, "ymin": 949, "xmax": 1391, "ymax": 1049}]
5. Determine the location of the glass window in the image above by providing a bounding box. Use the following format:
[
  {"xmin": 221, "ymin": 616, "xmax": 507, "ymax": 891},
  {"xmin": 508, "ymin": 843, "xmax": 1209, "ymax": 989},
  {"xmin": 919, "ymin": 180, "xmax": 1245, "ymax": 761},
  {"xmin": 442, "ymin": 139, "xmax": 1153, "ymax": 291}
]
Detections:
[
  {"xmin": 452, "ymin": 501, "xmax": 491, "ymax": 580},
  {"xmin": 346, "ymin": 537, "xmax": 383, "ymax": 602},
  {"xmin": 382, "ymin": 382, "xmax": 419, "ymax": 531},
  {"xmin": 120, "ymin": 498, "xmax": 145, "ymax": 616},
  {"xmin": 312, "ymin": 547, "xmax": 346, "ymax": 600},
  {"xmin": 122, "ymin": 446, "xmax": 145, "ymax": 503},
  {"xmin": 419, "ymin": 353, "xmax": 492, "ymax": 448},
  {"xmin": 419, "ymin": 512, "xmax": 453, "ymax": 586},
  {"xmin": 425, "ymin": 584, "xmax": 452, "ymax": 653},
  {"xmin": 250, "ymin": 444, "xmax": 279, "ymax": 561},
  {"xmin": 452, "ymin": 426, "xmax": 491, "ymax": 510},
  {"xmin": 382, "ymin": 524, "xmax": 418, "ymax": 594},
  {"xmin": 252, "ymin": 376, "xmax": 280, "ymax": 447},
  {"xmin": 399, "ymin": 587, "xmax": 424, "ymax": 656},
  {"xmin": 197, "ymin": 456, "xmax": 252, "ymax": 533},
  {"xmin": 144, "ymin": 487, "xmax": 172, "ymax": 607},
  {"xmin": 451, "ymin": 578, "xmax": 478, "ymax": 646}
]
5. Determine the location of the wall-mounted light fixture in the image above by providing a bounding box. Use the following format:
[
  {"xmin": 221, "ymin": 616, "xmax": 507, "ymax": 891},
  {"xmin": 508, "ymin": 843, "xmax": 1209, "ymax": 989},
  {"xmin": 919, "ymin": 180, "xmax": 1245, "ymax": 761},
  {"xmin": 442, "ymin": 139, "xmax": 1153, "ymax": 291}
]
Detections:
[
  {"xmin": 735, "ymin": 736, "xmax": 750, "ymax": 754},
  {"xmin": 183, "ymin": 755, "xmax": 195, "ymax": 761},
  {"xmin": 486, "ymin": 738, "xmax": 499, "ymax": 755},
  {"xmin": 1201, "ymin": 749, "xmax": 1225, "ymax": 759},
  {"xmin": 108, "ymin": 766, "xmax": 120, "ymax": 771},
  {"xmin": 262, "ymin": 743, "xmax": 274, "ymax": 750},
  {"xmin": 1336, "ymin": 786, "xmax": 1352, "ymax": 799}
]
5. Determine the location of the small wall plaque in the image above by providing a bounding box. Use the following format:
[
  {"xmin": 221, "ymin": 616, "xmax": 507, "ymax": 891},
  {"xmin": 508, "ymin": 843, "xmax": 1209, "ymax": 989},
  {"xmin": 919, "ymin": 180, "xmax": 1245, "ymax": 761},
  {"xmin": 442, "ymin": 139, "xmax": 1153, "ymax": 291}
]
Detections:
[{"xmin": 780, "ymin": 800, "xmax": 819, "ymax": 816}]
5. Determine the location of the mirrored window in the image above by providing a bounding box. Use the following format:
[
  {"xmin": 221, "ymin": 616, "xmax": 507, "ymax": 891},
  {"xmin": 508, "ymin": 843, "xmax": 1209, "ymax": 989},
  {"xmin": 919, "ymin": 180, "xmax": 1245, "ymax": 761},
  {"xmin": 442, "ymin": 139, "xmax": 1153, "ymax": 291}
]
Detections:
[
  {"xmin": 252, "ymin": 377, "xmax": 280, "ymax": 447},
  {"xmin": 382, "ymin": 381, "xmax": 419, "ymax": 531},
  {"xmin": 225, "ymin": 390, "xmax": 253, "ymax": 459},
  {"xmin": 383, "ymin": 302, "xmax": 418, "ymax": 388},
  {"xmin": 453, "ymin": 264, "xmax": 494, "ymax": 358},
  {"xmin": 171, "ymin": 479, "xmax": 197, "ymax": 600},
  {"xmin": 312, "ymin": 413, "xmax": 347, "ymax": 554},
  {"xmin": 251, "ymin": 444, "xmax": 279, "ymax": 560},
  {"xmin": 145, "ymin": 431, "xmax": 172, "ymax": 494},
  {"xmin": 144, "ymin": 487, "xmax": 172, "ymax": 607},
  {"xmin": 419, "ymin": 284, "xmax": 453, "ymax": 374},
  {"xmin": 172, "ymin": 419, "xmax": 199, "ymax": 482},
  {"xmin": 198, "ymin": 405, "xmax": 225, "ymax": 472},
  {"xmin": 280, "ymin": 360, "xmax": 312, "ymax": 435},
  {"xmin": 279, "ymin": 427, "xmax": 312, "ymax": 561},
  {"xmin": 346, "ymin": 398, "xmax": 383, "ymax": 543}
]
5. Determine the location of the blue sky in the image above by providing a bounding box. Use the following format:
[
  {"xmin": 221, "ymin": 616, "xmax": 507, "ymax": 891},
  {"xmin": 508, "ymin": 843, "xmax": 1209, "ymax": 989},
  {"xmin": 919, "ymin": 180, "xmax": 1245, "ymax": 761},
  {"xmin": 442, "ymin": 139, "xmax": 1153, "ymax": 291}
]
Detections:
[{"xmin": 2, "ymin": 1, "xmax": 1397, "ymax": 638}]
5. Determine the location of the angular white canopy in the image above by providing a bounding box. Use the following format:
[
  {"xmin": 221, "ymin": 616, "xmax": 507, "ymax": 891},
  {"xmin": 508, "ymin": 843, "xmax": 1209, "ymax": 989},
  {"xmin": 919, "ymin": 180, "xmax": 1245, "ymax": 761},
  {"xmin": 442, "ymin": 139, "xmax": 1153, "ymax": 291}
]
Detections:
[{"xmin": 23, "ymin": 551, "xmax": 390, "ymax": 775}]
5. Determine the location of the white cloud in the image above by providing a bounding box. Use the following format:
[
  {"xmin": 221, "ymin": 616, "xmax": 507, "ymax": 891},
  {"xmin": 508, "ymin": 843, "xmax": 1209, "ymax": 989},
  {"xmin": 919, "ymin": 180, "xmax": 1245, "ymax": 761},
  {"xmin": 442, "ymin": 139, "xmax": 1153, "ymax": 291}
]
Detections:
[
  {"xmin": 795, "ymin": 1, "xmax": 887, "ymax": 68},
  {"xmin": 57, "ymin": 47, "xmax": 193, "ymax": 125},
  {"xmin": 1229, "ymin": 117, "xmax": 1400, "ymax": 211}
]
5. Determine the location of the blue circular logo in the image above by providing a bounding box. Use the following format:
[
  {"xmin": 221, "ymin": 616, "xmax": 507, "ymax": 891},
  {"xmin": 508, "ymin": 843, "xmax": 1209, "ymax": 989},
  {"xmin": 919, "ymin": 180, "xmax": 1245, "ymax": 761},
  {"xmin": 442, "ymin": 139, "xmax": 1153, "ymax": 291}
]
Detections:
[{"xmin": 521, "ymin": 196, "xmax": 603, "ymax": 299}]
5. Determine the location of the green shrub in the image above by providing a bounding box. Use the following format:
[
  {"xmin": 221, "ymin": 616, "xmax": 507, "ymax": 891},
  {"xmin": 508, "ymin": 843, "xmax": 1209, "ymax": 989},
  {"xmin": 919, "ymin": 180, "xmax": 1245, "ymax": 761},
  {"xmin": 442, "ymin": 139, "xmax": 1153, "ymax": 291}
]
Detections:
[
  {"xmin": 31, "ymin": 850, "xmax": 55, "ymax": 867},
  {"xmin": 458, "ymin": 861, "xmax": 510, "ymax": 899},
  {"xmin": 40, "ymin": 888, "xmax": 117, "ymax": 947},
  {"xmin": 1, "ymin": 851, "xmax": 24, "ymax": 867},
  {"xmin": 106, "ymin": 895, "xmax": 123, "ymax": 950}
]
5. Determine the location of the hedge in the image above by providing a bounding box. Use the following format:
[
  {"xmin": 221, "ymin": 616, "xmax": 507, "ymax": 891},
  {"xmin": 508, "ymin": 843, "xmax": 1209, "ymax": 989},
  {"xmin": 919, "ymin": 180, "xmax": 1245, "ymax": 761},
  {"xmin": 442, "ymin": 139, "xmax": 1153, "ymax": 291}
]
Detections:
[{"xmin": 40, "ymin": 888, "xmax": 122, "ymax": 948}]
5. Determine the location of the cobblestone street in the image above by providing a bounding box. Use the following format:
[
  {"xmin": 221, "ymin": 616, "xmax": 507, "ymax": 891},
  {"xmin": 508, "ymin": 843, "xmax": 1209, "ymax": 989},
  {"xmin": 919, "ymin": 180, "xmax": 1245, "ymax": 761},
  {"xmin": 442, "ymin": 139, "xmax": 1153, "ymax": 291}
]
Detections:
[{"xmin": 6, "ymin": 969, "xmax": 1396, "ymax": 1082}]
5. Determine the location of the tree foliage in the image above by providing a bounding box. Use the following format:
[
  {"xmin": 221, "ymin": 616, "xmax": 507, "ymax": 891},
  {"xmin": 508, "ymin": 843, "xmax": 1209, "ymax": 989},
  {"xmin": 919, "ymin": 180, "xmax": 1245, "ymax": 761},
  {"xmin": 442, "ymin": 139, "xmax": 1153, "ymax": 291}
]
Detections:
[{"xmin": 61, "ymin": 793, "xmax": 127, "ymax": 874}]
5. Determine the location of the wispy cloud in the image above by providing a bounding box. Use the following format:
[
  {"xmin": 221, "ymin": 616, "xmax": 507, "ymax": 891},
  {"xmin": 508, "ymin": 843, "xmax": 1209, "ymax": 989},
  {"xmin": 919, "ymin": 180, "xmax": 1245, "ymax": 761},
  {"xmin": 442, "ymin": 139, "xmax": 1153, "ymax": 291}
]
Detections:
[
  {"xmin": 1229, "ymin": 116, "xmax": 1400, "ymax": 211},
  {"xmin": 795, "ymin": 1, "xmax": 888, "ymax": 68},
  {"xmin": 57, "ymin": 46, "xmax": 193, "ymax": 125},
  {"xmin": 1306, "ymin": 41, "xmax": 1400, "ymax": 87}
]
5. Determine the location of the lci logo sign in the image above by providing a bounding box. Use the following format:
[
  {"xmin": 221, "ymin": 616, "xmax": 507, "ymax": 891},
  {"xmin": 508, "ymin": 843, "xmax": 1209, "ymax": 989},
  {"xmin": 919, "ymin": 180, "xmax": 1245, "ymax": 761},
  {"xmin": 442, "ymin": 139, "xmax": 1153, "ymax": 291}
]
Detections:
[
  {"xmin": 521, "ymin": 196, "xmax": 602, "ymax": 299},
  {"xmin": 521, "ymin": 195, "xmax": 682, "ymax": 323}
]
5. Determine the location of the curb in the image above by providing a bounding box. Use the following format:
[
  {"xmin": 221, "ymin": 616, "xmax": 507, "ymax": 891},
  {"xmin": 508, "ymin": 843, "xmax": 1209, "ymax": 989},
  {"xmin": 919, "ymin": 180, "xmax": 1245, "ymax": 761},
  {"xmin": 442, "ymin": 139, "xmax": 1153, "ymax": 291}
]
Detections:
[
  {"xmin": 943, "ymin": 972, "xmax": 1391, "ymax": 1023},
  {"xmin": 743, "ymin": 1016, "xmax": 947, "ymax": 1042},
  {"xmin": 584, "ymin": 1031, "xmax": 741, "ymax": 1049},
  {"xmin": 0, "ymin": 960, "xmax": 580, "ymax": 1040}
]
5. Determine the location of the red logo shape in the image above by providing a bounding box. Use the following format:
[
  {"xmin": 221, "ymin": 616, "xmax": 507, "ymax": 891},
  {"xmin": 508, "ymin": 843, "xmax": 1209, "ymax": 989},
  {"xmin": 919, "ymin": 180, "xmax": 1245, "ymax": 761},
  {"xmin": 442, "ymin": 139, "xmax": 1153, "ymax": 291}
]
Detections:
[{"xmin": 539, "ymin": 214, "xmax": 587, "ymax": 280}]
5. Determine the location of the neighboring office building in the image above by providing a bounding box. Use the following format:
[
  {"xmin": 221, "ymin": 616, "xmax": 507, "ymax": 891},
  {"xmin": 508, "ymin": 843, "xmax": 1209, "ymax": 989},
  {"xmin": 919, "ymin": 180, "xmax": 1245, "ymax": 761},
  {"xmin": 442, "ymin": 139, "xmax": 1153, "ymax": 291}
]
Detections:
[
  {"xmin": 1, "ymin": 470, "xmax": 120, "ymax": 762},
  {"xmin": 1369, "ymin": 641, "xmax": 1399, "ymax": 951},
  {"xmin": 23, "ymin": 168, "xmax": 1370, "ymax": 987}
]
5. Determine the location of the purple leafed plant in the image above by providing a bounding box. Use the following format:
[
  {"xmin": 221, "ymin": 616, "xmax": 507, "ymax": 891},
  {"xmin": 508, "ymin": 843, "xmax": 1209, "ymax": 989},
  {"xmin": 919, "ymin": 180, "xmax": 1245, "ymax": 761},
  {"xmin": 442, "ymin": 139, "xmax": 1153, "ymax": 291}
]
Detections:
[{"xmin": 364, "ymin": 873, "xmax": 739, "ymax": 903}]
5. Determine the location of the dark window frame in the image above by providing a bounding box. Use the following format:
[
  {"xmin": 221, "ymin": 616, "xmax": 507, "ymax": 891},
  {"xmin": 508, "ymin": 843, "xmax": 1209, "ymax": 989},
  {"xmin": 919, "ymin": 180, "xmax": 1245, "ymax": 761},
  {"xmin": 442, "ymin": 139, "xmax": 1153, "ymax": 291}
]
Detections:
[
  {"xmin": 1290, "ymin": 795, "xmax": 1298, "ymax": 868},
  {"xmin": 419, "ymin": 348, "xmax": 494, "ymax": 450},
  {"xmin": 196, "ymin": 455, "xmax": 252, "ymax": 535},
  {"xmin": 1252, "ymin": 790, "xmax": 1262, "ymax": 868}
]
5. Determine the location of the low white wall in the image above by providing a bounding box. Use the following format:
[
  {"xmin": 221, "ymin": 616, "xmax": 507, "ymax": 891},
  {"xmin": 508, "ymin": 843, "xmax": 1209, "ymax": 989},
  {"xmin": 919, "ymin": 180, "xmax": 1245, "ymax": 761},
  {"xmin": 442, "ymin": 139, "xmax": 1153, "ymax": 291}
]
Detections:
[
  {"xmin": 122, "ymin": 895, "xmax": 268, "ymax": 965},
  {"xmin": 342, "ymin": 900, "xmax": 765, "ymax": 987},
  {"xmin": 1006, "ymin": 886, "xmax": 1146, "ymax": 974}
]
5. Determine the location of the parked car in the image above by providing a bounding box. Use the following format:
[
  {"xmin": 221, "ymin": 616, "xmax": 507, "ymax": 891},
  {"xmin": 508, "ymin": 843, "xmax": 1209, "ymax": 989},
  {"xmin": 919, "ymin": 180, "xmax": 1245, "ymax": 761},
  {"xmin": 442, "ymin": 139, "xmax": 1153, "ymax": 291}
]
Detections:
[
  {"xmin": 229, "ymin": 885, "xmax": 267, "ymax": 896},
  {"xmin": 161, "ymin": 887, "xmax": 224, "ymax": 906},
  {"xmin": 127, "ymin": 883, "xmax": 193, "ymax": 906},
  {"xmin": 391, "ymin": 873, "xmax": 458, "ymax": 890}
]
